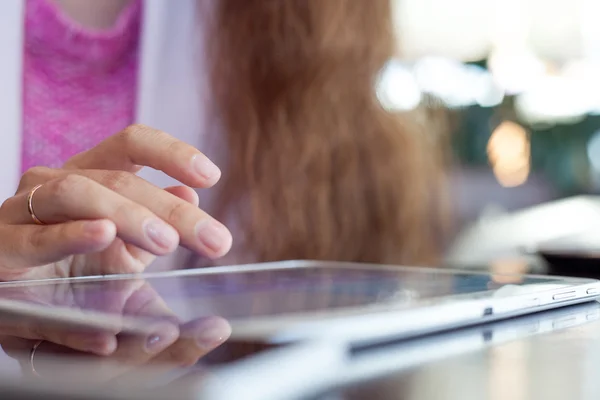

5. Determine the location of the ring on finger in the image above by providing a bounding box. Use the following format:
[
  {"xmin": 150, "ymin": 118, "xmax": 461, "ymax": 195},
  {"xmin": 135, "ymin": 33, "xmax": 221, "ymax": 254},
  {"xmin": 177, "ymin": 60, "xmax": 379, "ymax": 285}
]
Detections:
[
  {"xmin": 29, "ymin": 340, "xmax": 44, "ymax": 377},
  {"xmin": 27, "ymin": 184, "xmax": 45, "ymax": 225}
]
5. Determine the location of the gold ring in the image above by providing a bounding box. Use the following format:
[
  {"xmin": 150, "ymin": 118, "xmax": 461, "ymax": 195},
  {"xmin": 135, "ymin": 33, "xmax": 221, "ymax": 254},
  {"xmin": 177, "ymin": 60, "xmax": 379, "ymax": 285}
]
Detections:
[
  {"xmin": 29, "ymin": 340, "xmax": 44, "ymax": 377},
  {"xmin": 27, "ymin": 184, "xmax": 45, "ymax": 225}
]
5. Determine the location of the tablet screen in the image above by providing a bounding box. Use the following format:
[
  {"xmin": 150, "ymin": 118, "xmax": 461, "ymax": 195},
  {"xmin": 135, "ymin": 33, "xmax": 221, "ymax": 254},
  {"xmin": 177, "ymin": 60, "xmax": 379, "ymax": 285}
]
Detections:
[{"xmin": 0, "ymin": 262, "xmax": 578, "ymax": 325}]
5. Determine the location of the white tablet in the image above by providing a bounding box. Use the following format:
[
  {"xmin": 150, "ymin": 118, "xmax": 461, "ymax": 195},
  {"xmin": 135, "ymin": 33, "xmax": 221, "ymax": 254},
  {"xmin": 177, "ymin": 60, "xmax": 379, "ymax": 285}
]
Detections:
[{"xmin": 0, "ymin": 260, "xmax": 597, "ymax": 345}]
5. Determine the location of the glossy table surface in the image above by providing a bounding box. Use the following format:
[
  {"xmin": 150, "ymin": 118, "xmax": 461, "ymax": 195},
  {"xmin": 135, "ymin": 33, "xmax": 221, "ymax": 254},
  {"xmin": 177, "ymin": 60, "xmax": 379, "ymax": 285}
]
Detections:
[
  {"xmin": 322, "ymin": 301, "xmax": 600, "ymax": 400},
  {"xmin": 55, "ymin": 299, "xmax": 596, "ymax": 400}
]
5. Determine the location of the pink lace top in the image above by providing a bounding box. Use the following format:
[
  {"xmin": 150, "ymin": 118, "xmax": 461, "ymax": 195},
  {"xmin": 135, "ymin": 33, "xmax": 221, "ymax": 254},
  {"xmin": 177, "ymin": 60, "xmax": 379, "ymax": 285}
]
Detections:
[{"xmin": 21, "ymin": 0, "xmax": 142, "ymax": 171}]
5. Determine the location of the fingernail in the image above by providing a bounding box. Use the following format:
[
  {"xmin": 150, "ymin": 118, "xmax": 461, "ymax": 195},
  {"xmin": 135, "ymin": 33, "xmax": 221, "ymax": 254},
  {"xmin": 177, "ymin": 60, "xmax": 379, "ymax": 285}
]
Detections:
[
  {"xmin": 145, "ymin": 334, "xmax": 164, "ymax": 352},
  {"xmin": 195, "ymin": 220, "xmax": 231, "ymax": 255},
  {"xmin": 196, "ymin": 322, "xmax": 231, "ymax": 348},
  {"xmin": 145, "ymin": 325, "xmax": 179, "ymax": 353},
  {"xmin": 192, "ymin": 154, "xmax": 221, "ymax": 181},
  {"xmin": 145, "ymin": 219, "xmax": 178, "ymax": 250}
]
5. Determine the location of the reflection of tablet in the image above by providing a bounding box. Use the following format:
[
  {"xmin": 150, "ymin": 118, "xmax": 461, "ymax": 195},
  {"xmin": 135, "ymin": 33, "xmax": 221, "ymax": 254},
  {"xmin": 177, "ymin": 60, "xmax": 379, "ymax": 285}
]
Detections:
[
  {"xmin": 0, "ymin": 261, "xmax": 597, "ymax": 345},
  {"xmin": 197, "ymin": 302, "xmax": 600, "ymax": 400}
]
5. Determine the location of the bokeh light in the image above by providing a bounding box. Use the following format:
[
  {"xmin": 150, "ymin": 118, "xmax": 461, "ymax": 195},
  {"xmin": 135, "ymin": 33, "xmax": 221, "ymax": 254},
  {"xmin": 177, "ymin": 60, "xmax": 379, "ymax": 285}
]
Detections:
[
  {"xmin": 487, "ymin": 121, "xmax": 531, "ymax": 187},
  {"xmin": 376, "ymin": 60, "xmax": 422, "ymax": 111}
]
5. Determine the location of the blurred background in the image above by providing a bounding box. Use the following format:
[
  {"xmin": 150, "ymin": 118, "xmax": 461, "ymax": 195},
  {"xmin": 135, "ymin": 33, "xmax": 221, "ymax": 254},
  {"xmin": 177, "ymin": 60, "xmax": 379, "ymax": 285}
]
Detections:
[{"xmin": 381, "ymin": 0, "xmax": 600, "ymax": 267}]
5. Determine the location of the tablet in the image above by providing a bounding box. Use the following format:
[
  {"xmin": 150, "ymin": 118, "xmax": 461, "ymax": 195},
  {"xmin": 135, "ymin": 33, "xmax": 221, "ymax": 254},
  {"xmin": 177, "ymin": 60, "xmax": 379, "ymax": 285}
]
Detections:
[{"xmin": 0, "ymin": 260, "xmax": 597, "ymax": 345}]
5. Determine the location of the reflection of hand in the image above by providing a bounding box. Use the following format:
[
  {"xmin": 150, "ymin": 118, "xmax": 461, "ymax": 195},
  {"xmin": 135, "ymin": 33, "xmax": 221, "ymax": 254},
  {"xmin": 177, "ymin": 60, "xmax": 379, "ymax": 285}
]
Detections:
[
  {"xmin": 0, "ymin": 278, "xmax": 231, "ymax": 381},
  {"xmin": 0, "ymin": 125, "xmax": 233, "ymax": 281},
  {"xmin": 1, "ymin": 316, "xmax": 230, "ymax": 385}
]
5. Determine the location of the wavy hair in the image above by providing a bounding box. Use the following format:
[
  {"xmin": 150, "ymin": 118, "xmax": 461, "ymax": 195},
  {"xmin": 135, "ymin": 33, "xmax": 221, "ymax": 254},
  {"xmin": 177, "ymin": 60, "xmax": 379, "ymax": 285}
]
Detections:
[{"xmin": 202, "ymin": 0, "xmax": 448, "ymax": 266}]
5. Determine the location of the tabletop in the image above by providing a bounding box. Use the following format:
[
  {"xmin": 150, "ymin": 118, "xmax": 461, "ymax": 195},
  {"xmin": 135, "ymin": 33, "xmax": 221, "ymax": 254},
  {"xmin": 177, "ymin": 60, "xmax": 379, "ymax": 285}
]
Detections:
[
  {"xmin": 6, "ymin": 302, "xmax": 594, "ymax": 400},
  {"xmin": 320, "ymin": 301, "xmax": 600, "ymax": 400}
]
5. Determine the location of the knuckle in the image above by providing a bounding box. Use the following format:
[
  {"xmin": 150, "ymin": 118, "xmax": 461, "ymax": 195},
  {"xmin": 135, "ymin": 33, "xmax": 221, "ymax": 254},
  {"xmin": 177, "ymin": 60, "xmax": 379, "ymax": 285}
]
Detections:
[
  {"xmin": 27, "ymin": 322, "xmax": 61, "ymax": 345},
  {"xmin": 112, "ymin": 202, "xmax": 139, "ymax": 222},
  {"xmin": 22, "ymin": 166, "xmax": 50, "ymax": 181},
  {"xmin": 100, "ymin": 171, "xmax": 135, "ymax": 192},
  {"xmin": 19, "ymin": 166, "xmax": 53, "ymax": 190},
  {"xmin": 51, "ymin": 174, "xmax": 88, "ymax": 198},
  {"xmin": 119, "ymin": 124, "xmax": 155, "ymax": 144},
  {"xmin": 166, "ymin": 201, "xmax": 192, "ymax": 225},
  {"xmin": 165, "ymin": 139, "xmax": 187, "ymax": 155},
  {"xmin": 125, "ymin": 123, "xmax": 151, "ymax": 134}
]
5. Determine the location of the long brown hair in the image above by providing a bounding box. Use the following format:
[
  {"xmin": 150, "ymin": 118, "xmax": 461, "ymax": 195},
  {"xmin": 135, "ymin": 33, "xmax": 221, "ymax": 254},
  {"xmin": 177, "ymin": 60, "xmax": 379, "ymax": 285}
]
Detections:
[{"xmin": 203, "ymin": 0, "xmax": 448, "ymax": 266}]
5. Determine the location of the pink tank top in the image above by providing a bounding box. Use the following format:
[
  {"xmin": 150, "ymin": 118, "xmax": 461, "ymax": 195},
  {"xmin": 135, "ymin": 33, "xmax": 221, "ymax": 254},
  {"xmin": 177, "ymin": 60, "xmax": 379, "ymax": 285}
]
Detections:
[{"xmin": 21, "ymin": 0, "xmax": 142, "ymax": 172}]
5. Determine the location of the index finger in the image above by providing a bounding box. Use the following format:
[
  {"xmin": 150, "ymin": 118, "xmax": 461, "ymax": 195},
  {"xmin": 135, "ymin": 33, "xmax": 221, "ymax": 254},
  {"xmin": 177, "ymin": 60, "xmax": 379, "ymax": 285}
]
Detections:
[{"xmin": 64, "ymin": 125, "xmax": 221, "ymax": 188}]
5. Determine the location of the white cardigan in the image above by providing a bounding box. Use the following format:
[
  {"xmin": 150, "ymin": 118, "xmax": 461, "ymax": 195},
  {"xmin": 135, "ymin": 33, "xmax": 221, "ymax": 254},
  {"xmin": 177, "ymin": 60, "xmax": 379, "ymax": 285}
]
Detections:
[{"xmin": 0, "ymin": 0, "xmax": 209, "ymax": 201}]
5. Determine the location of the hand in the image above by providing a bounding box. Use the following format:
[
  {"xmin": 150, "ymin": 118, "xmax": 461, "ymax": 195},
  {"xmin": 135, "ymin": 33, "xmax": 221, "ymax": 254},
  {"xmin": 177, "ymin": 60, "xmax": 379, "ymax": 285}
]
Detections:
[
  {"xmin": 0, "ymin": 277, "xmax": 231, "ymax": 384},
  {"xmin": 0, "ymin": 125, "xmax": 233, "ymax": 280}
]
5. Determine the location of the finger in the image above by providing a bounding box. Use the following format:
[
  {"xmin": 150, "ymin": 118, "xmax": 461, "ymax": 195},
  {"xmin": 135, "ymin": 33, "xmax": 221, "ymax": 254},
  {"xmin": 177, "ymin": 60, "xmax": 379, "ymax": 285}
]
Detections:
[
  {"xmin": 14, "ymin": 166, "xmax": 60, "ymax": 196},
  {"xmin": 64, "ymin": 125, "xmax": 221, "ymax": 188},
  {"xmin": 1, "ymin": 337, "xmax": 117, "ymax": 383},
  {"xmin": 109, "ymin": 317, "xmax": 231, "ymax": 388},
  {"xmin": 2, "ymin": 175, "xmax": 180, "ymax": 256},
  {"xmin": 73, "ymin": 278, "xmax": 147, "ymax": 318},
  {"xmin": 42, "ymin": 285, "xmax": 181, "ymax": 382},
  {"xmin": 0, "ymin": 324, "xmax": 117, "ymax": 357},
  {"xmin": 94, "ymin": 186, "xmax": 199, "ymax": 267},
  {"xmin": 163, "ymin": 186, "xmax": 199, "ymax": 207},
  {"xmin": 63, "ymin": 321, "xmax": 180, "ymax": 383},
  {"xmin": 13, "ymin": 323, "xmax": 181, "ymax": 383},
  {"xmin": 122, "ymin": 283, "xmax": 177, "ymax": 322},
  {"xmin": 71, "ymin": 283, "xmax": 182, "ymax": 376},
  {"xmin": 0, "ymin": 220, "xmax": 116, "ymax": 269},
  {"xmin": 111, "ymin": 322, "xmax": 180, "ymax": 365},
  {"xmin": 147, "ymin": 317, "xmax": 231, "ymax": 368},
  {"xmin": 79, "ymin": 171, "xmax": 231, "ymax": 259}
]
